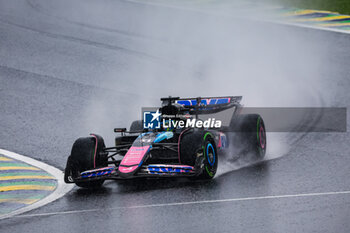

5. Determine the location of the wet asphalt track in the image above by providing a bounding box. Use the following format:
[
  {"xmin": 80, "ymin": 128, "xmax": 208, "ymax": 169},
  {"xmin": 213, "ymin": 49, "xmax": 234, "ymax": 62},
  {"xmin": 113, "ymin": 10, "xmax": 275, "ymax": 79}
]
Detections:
[{"xmin": 0, "ymin": 0, "xmax": 350, "ymax": 232}]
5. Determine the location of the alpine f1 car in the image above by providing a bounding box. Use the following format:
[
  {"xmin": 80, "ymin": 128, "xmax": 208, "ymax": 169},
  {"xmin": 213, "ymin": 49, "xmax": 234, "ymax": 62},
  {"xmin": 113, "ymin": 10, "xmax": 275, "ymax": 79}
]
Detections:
[{"xmin": 64, "ymin": 96, "xmax": 266, "ymax": 188}]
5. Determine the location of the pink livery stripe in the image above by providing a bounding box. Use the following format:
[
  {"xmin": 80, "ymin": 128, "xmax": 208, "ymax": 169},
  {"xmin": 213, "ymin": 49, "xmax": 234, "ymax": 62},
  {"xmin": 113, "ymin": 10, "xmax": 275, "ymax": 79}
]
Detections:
[{"xmin": 119, "ymin": 146, "xmax": 150, "ymax": 174}]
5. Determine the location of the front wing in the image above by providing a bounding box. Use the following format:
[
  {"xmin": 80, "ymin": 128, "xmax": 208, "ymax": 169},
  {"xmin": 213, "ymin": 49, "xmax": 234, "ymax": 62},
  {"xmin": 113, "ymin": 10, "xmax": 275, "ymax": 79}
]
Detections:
[{"xmin": 69, "ymin": 164, "xmax": 198, "ymax": 183}]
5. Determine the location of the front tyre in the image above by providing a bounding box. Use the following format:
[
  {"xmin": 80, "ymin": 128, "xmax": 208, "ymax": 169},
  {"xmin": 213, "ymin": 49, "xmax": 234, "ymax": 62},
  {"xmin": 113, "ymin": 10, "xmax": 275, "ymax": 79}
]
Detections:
[
  {"xmin": 64, "ymin": 134, "xmax": 107, "ymax": 188},
  {"xmin": 199, "ymin": 132, "xmax": 218, "ymax": 179},
  {"xmin": 179, "ymin": 130, "xmax": 218, "ymax": 179}
]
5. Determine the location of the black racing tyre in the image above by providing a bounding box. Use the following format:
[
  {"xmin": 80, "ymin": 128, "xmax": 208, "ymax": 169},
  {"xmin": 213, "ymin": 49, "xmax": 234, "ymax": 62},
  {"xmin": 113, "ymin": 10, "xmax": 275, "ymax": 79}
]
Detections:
[
  {"xmin": 130, "ymin": 120, "xmax": 143, "ymax": 132},
  {"xmin": 64, "ymin": 134, "xmax": 107, "ymax": 188},
  {"xmin": 179, "ymin": 130, "xmax": 218, "ymax": 179},
  {"xmin": 229, "ymin": 114, "xmax": 266, "ymax": 159}
]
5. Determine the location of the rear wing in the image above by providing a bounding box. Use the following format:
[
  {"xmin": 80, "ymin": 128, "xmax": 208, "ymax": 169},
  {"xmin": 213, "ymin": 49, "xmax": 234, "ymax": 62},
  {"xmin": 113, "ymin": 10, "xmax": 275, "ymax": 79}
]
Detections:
[
  {"xmin": 176, "ymin": 96, "xmax": 241, "ymax": 106},
  {"xmin": 161, "ymin": 96, "xmax": 242, "ymax": 115}
]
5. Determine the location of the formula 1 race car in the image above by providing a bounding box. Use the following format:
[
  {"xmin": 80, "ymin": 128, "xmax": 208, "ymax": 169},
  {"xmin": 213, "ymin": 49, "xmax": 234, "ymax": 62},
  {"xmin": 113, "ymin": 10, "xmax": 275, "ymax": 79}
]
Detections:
[{"xmin": 64, "ymin": 96, "xmax": 266, "ymax": 188}]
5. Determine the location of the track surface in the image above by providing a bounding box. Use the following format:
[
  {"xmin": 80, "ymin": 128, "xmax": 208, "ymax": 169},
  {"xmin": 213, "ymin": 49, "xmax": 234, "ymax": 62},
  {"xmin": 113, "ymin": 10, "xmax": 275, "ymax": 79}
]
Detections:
[{"xmin": 0, "ymin": 0, "xmax": 349, "ymax": 232}]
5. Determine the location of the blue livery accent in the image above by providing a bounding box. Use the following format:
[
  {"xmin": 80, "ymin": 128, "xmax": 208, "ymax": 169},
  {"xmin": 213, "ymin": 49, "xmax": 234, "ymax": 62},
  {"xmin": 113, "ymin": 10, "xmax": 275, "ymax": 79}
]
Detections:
[
  {"xmin": 176, "ymin": 98, "xmax": 230, "ymax": 106},
  {"xmin": 154, "ymin": 131, "xmax": 174, "ymax": 143},
  {"xmin": 221, "ymin": 134, "xmax": 227, "ymax": 148},
  {"xmin": 81, "ymin": 167, "xmax": 115, "ymax": 178},
  {"xmin": 147, "ymin": 165, "xmax": 194, "ymax": 174}
]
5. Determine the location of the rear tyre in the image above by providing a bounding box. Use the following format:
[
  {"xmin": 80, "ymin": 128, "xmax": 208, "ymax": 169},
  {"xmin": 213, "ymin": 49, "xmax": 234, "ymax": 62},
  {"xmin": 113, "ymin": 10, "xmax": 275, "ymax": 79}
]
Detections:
[
  {"xmin": 130, "ymin": 120, "xmax": 143, "ymax": 132},
  {"xmin": 179, "ymin": 130, "xmax": 218, "ymax": 179},
  {"xmin": 229, "ymin": 114, "xmax": 266, "ymax": 159},
  {"xmin": 64, "ymin": 134, "xmax": 107, "ymax": 188}
]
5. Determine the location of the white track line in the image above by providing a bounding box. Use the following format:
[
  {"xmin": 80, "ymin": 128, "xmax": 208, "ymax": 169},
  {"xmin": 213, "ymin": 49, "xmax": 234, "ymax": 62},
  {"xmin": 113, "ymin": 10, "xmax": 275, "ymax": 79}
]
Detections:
[
  {"xmin": 264, "ymin": 19, "xmax": 350, "ymax": 35},
  {"xmin": 0, "ymin": 149, "xmax": 74, "ymax": 220},
  {"xmin": 122, "ymin": 0, "xmax": 350, "ymax": 35},
  {"xmin": 14, "ymin": 190, "xmax": 350, "ymax": 218}
]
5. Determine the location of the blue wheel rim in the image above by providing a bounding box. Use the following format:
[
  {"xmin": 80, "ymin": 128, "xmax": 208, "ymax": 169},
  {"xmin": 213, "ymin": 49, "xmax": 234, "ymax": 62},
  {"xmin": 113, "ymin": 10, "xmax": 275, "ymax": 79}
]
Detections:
[{"xmin": 206, "ymin": 143, "xmax": 215, "ymax": 166}]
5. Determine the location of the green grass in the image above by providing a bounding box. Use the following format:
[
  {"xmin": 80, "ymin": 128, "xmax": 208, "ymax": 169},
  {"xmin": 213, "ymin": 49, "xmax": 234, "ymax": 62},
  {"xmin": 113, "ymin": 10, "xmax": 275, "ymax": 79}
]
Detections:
[{"xmin": 270, "ymin": 0, "xmax": 350, "ymax": 15}]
